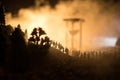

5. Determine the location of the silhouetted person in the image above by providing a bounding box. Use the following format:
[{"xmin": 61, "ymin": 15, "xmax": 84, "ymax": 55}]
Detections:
[
  {"xmin": 44, "ymin": 36, "xmax": 50, "ymax": 48},
  {"xmin": 39, "ymin": 36, "xmax": 50, "ymax": 49},
  {"xmin": 116, "ymin": 38, "xmax": 120, "ymax": 47},
  {"xmin": 65, "ymin": 48, "xmax": 69, "ymax": 55},
  {"xmin": 58, "ymin": 43, "xmax": 64, "ymax": 52}
]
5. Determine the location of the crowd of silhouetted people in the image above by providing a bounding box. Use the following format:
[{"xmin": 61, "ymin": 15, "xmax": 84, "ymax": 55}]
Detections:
[
  {"xmin": 49, "ymin": 40, "xmax": 69, "ymax": 54},
  {"xmin": 1, "ymin": 24, "xmax": 120, "ymax": 80}
]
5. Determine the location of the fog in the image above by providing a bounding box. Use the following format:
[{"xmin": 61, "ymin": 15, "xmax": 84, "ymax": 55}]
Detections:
[{"xmin": 5, "ymin": 0, "xmax": 120, "ymax": 50}]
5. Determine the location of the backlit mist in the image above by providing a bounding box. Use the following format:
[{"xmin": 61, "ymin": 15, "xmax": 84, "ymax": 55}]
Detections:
[{"xmin": 5, "ymin": 0, "xmax": 120, "ymax": 50}]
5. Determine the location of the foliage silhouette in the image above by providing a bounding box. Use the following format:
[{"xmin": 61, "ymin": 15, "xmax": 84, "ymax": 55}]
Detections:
[
  {"xmin": 29, "ymin": 27, "xmax": 48, "ymax": 47},
  {"xmin": 11, "ymin": 24, "xmax": 27, "ymax": 73},
  {"xmin": 6, "ymin": 25, "xmax": 14, "ymax": 36},
  {"xmin": 0, "ymin": 3, "xmax": 5, "ymax": 26},
  {"xmin": 0, "ymin": 6, "xmax": 120, "ymax": 79},
  {"xmin": 38, "ymin": 27, "xmax": 46, "ymax": 37},
  {"xmin": 0, "ymin": 25, "xmax": 8, "ymax": 65},
  {"xmin": 1, "ymin": 24, "xmax": 120, "ymax": 80}
]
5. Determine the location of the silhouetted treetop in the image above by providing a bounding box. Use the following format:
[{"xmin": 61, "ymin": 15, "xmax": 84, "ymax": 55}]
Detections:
[
  {"xmin": 11, "ymin": 25, "xmax": 25, "ymax": 46},
  {"xmin": 6, "ymin": 25, "xmax": 13, "ymax": 36},
  {"xmin": 31, "ymin": 28, "xmax": 37, "ymax": 37},
  {"xmin": 29, "ymin": 27, "xmax": 48, "ymax": 46},
  {"xmin": 0, "ymin": 3, "xmax": 5, "ymax": 26},
  {"xmin": 38, "ymin": 27, "xmax": 46, "ymax": 37}
]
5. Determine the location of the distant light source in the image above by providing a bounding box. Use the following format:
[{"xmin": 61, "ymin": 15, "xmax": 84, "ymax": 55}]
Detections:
[
  {"xmin": 93, "ymin": 37, "xmax": 117, "ymax": 47},
  {"xmin": 103, "ymin": 38, "xmax": 117, "ymax": 46}
]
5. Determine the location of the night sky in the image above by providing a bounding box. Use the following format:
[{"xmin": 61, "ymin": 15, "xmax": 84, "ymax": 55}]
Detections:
[
  {"xmin": 1, "ymin": 0, "xmax": 61, "ymax": 14},
  {"xmin": 1, "ymin": 0, "xmax": 120, "ymax": 14}
]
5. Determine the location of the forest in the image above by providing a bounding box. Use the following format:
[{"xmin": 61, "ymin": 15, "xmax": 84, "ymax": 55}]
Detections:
[{"xmin": 0, "ymin": 23, "xmax": 120, "ymax": 80}]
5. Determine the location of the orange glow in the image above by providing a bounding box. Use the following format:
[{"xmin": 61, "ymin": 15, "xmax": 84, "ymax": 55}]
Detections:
[{"xmin": 5, "ymin": 0, "xmax": 118, "ymax": 51}]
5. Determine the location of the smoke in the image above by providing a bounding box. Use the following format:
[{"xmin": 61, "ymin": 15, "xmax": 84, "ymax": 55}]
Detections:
[{"xmin": 5, "ymin": 0, "xmax": 120, "ymax": 50}]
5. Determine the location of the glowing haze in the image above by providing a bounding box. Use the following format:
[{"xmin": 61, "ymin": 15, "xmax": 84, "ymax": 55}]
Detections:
[{"xmin": 5, "ymin": 0, "xmax": 119, "ymax": 50}]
